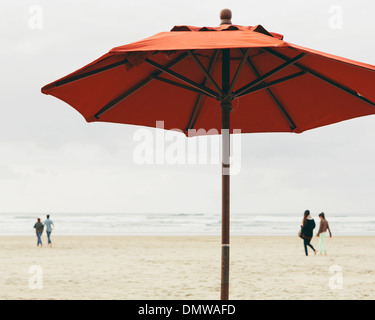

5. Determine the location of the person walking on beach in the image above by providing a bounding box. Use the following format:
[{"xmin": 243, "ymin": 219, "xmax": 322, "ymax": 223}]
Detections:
[
  {"xmin": 316, "ymin": 212, "xmax": 332, "ymax": 255},
  {"xmin": 300, "ymin": 210, "xmax": 317, "ymax": 256},
  {"xmin": 44, "ymin": 215, "xmax": 54, "ymax": 248},
  {"xmin": 33, "ymin": 218, "xmax": 44, "ymax": 247}
]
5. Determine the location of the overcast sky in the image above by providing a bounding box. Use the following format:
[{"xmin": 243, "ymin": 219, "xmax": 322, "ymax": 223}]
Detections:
[{"xmin": 1, "ymin": 0, "xmax": 375, "ymax": 215}]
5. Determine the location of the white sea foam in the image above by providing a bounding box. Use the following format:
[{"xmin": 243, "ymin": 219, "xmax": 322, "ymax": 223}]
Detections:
[{"xmin": 0, "ymin": 212, "xmax": 374, "ymax": 236}]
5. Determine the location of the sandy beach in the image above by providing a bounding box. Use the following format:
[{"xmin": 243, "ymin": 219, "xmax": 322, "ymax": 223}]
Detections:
[{"xmin": 0, "ymin": 235, "xmax": 374, "ymax": 300}]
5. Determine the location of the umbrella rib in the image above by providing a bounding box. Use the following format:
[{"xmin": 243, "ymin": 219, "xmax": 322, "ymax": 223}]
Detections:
[
  {"xmin": 239, "ymin": 49, "xmax": 297, "ymax": 131},
  {"xmin": 153, "ymin": 76, "xmax": 217, "ymax": 99},
  {"xmin": 145, "ymin": 58, "xmax": 219, "ymax": 99},
  {"xmin": 233, "ymin": 52, "xmax": 306, "ymax": 97},
  {"xmin": 228, "ymin": 48, "xmax": 250, "ymax": 93},
  {"xmin": 186, "ymin": 49, "xmax": 220, "ymax": 132},
  {"xmin": 92, "ymin": 52, "xmax": 189, "ymax": 120},
  {"xmin": 187, "ymin": 50, "xmax": 223, "ymax": 96},
  {"xmin": 54, "ymin": 59, "xmax": 130, "ymax": 87},
  {"xmin": 236, "ymin": 71, "xmax": 306, "ymax": 97},
  {"xmin": 263, "ymin": 47, "xmax": 375, "ymax": 108}
]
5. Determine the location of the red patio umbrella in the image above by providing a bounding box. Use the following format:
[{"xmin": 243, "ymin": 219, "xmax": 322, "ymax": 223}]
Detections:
[{"xmin": 41, "ymin": 9, "xmax": 375, "ymax": 299}]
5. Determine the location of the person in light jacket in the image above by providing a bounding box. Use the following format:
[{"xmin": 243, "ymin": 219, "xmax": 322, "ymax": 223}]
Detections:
[{"xmin": 44, "ymin": 215, "xmax": 54, "ymax": 247}]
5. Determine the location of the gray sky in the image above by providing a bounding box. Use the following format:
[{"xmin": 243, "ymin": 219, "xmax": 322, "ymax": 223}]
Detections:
[{"xmin": 1, "ymin": 0, "xmax": 375, "ymax": 215}]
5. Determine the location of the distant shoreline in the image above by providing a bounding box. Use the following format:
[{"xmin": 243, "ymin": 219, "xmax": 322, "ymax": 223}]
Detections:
[
  {"xmin": 1, "ymin": 212, "xmax": 375, "ymax": 236},
  {"xmin": 2, "ymin": 234, "xmax": 375, "ymax": 237}
]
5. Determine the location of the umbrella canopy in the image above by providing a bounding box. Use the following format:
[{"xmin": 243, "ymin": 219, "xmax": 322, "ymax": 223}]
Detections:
[
  {"xmin": 41, "ymin": 9, "xmax": 375, "ymax": 300},
  {"xmin": 42, "ymin": 17, "xmax": 375, "ymax": 135}
]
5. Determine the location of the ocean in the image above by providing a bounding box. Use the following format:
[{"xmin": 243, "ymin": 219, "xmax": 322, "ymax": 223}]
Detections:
[{"xmin": 0, "ymin": 212, "xmax": 375, "ymax": 236}]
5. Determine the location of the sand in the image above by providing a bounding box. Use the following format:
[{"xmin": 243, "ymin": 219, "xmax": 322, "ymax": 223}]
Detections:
[{"xmin": 0, "ymin": 235, "xmax": 374, "ymax": 300}]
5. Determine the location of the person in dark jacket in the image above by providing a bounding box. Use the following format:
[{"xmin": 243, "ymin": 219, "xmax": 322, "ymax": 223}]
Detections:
[
  {"xmin": 33, "ymin": 218, "xmax": 44, "ymax": 247},
  {"xmin": 300, "ymin": 210, "xmax": 316, "ymax": 256}
]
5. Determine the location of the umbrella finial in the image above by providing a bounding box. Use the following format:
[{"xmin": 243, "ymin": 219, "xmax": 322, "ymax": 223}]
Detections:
[{"xmin": 220, "ymin": 9, "xmax": 232, "ymax": 25}]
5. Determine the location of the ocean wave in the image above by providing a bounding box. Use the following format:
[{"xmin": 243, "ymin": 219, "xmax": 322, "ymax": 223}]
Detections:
[{"xmin": 1, "ymin": 212, "xmax": 374, "ymax": 236}]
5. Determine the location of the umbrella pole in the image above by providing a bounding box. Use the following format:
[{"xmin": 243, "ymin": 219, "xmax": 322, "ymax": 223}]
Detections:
[{"xmin": 221, "ymin": 48, "xmax": 231, "ymax": 300}]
